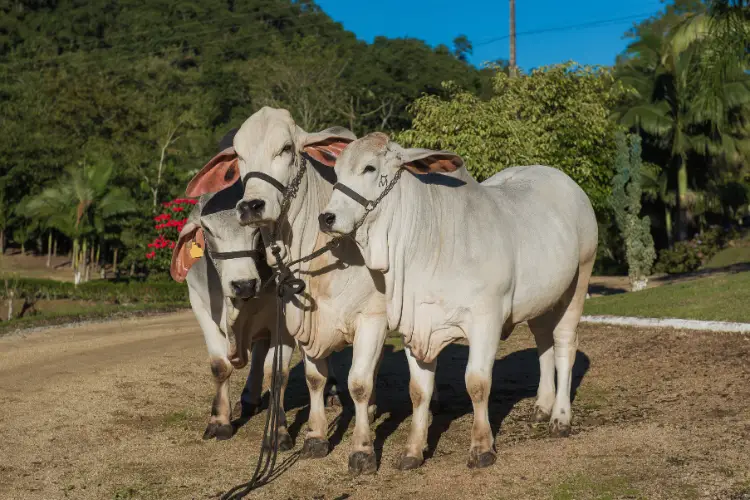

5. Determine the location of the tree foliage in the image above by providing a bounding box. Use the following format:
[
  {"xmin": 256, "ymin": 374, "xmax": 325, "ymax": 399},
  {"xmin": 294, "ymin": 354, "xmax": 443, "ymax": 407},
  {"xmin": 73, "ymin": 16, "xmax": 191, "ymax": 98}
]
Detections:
[
  {"xmin": 615, "ymin": 0, "xmax": 750, "ymax": 243},
  {"xmin": 397, "ymin": 63, "xmax": 626, "ymax": 213},
  {"xmin": 0, "ymin": 0, "xmax": 493, "ymax": 265},
  {"xmin": 611, "ymin": 132, "xmax": 657, "ymax": 289}
]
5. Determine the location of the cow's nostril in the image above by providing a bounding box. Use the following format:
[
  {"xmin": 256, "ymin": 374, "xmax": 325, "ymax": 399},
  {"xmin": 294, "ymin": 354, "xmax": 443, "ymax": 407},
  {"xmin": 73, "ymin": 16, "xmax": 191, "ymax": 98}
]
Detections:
[
  {"xmin": 237, "ymin": 200, "xmax": 265, "ymax": 221},
  {"xmin": 248, "ymin": 199, "xmax": 265, "ymax": 212},
  {"xmin": 231, "ymin": 279, "xmax": 258, "ymax": 299},
  {"xmin": 318, "ymin": 212, "xmax": 336, "ymax": 231}
]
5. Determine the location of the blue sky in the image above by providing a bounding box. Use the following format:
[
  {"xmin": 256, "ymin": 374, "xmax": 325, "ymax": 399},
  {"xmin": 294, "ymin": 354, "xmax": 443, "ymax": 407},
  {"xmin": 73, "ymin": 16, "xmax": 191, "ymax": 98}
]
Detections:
[{"xmin": 315, "ymin": 0, "xmax": 667, "ymax": 70}]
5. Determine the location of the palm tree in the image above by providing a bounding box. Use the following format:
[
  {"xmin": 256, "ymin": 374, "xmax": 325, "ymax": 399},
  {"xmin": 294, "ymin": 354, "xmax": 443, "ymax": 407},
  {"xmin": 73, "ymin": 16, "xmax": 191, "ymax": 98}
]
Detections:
[
  {"xmin": 614, "ymin": 21, "xmax": 750, "ymax": 242},
  {"xmin": 669, "ymin": 0, "xmax": 749, "ymax": 106},
  {"xmin": 25, "ymin": 156, "xmax": 135, "ymax": 284},
  {"xmin": 641, "ymin": 162, "xmax": 676, "ymax": 246}
]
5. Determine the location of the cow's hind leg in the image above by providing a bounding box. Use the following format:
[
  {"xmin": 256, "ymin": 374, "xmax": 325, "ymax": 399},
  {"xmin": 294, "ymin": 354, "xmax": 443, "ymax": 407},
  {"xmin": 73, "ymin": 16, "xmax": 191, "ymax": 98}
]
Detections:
[
  {"xmin": 397, "ymin": 346, "xmax": 436, "ymax": 470},
  {"xmin": 300, "ymin": 353, "xmax": 331, "ymax": 459},
  {"xmin": 527, "ymin": 317, "xmax": 557, "ymax": 424},
  {"xmin": 324, "ymin": 355, "xmax": 343, "ymax": 408},
  {"xmin": 530, "ymin": 260, "xmax": 593, "ymax": 437},
  {"xmin": 465, "ymin": 318, "xmax": 502, "ymax": 469},
  {"xmin": 233, "ymin": 338, "xmax": 270, "ymax": 419},
  {"xmin": 550, "ymin": 260, "xmax": 593, "ymax": 437}
]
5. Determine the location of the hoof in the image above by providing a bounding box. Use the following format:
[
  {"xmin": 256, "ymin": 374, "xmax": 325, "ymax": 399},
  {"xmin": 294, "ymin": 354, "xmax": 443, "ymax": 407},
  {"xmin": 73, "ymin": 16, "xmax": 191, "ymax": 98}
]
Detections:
[
  {"xmin": 531, "ymin": 406, "xmax": 551, "ymax": 424},
  {"xmin": 202, "ymin": 422, "xmax": 218, "ymax": 440},
  {"xmin": 396, "ymin": 454, "xmax": 423, "ymax": 471},
  {"xmin": 277, "ymin": 431, "xmax": 294, "ymax": 451},
  {"xmin": 348, "ymin": 451, "xmax": 377, "ymax": 476},
  {"xmin": 203, "ymin": 422, "xmax": 233, "ymax": 441},
  {"xmin": 300, "ymin": 437, "xmax": 329, "ymax": 459},
  {"xmin": 467, "ymin": 450, "xmax": 496, "ymax": 469},
  {"xmin": 215, "ymin": 424, "xmax": 234, "ymax": 441},
  {"xmin": 549, "ymin": 419, "xmax": 571, "ymax": 438},
  {"xmin": 262, "ymin": 431, "xmax": 294, "ymax": 452}
]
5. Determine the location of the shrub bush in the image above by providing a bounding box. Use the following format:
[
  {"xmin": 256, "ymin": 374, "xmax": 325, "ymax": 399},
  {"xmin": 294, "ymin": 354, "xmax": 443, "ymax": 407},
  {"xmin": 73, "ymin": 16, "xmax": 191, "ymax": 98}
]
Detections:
[
  {"xmin": 0, "ymin": 277, "xmax": 188, "ymax": 304},
  {"xmin": 653, "ymin": 226, "xmax": 733, "ymax": 274},
  {"xmin": 145, "ymin": 198, "xmax": 196, "ymax": 276}
]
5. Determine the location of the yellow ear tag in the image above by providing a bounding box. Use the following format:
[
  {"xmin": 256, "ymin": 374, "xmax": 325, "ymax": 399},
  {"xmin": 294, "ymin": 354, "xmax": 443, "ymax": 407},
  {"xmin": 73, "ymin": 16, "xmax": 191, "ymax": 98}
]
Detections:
[{"xmin": 189, "ymin": 241, "xmax": 204, "ymax": 259}]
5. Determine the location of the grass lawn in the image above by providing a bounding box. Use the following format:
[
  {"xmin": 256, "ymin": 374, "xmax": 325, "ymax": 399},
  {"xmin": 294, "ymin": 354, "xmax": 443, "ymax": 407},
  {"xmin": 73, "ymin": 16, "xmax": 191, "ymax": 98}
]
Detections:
[
  {"xmin": 704, "ymin": 245, "xmax": 750, "ymax": 269},
  {"xmin": 0, "ymin": 303, "xmax": 188, "ymax": 336},
  {"xmin": 584, "ymin": 270, "xmax": 750, "ymax": 323}
]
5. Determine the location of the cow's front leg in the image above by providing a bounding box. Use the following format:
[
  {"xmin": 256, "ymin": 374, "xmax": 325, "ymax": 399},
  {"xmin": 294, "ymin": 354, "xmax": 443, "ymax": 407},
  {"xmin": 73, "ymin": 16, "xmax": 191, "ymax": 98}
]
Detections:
[
  {"xmin": 233, "ymin": 338, "xmax": 270, "ymax": 419},
  {"xmin": 347, "ymin": 319, "xmax": 387, "ymax": 476},
  {"xmin": 261, "ymin": 337, "xmax": 295, "ymax": 451},
  {"xmin": 465, "ymin": 320, "xmax": 502, "ymax": 469},
  {"xmin": 193, "ymin": 306, "xmax": 235, "ymax": 441},
  {"xmin": 204, "ymin": 357, "xmax": 234, "ymax": 440},
  {"xmin": 397, "ymin": 345, "xmax": 436, "ymax": 470},
  {"xmin": 300, "ymin": 353, "xmax": 330, "ymax": 459}
]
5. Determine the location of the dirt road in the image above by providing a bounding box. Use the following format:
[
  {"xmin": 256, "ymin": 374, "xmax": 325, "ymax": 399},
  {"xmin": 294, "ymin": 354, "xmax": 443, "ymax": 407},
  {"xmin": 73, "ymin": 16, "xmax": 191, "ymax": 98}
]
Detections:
[{"xmin": 1, "ymin": 312, "xmax": 749, "ymax": 499}]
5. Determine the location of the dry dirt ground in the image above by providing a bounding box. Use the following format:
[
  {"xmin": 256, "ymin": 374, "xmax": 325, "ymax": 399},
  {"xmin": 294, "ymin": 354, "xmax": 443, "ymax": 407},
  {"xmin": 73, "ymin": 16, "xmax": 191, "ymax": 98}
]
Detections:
[{"xmin": 1, "ymin": 312, "xmax": 749, "ymax": 500}]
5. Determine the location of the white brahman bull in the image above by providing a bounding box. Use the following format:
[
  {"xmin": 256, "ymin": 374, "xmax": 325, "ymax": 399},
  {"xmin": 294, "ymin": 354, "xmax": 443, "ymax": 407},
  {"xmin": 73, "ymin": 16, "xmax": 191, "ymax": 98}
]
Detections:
[
  {"xmin": 190, "ymin": 108, "xmax": 435, "ymax": 475},
  {"xmin": 319, "ymin": 132, "xmax": 598, "ymax": 469}
]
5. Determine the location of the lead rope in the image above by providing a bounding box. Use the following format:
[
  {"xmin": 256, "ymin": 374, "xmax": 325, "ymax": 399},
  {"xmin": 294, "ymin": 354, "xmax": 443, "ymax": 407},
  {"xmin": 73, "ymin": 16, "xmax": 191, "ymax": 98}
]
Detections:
[
  {"xmin": 221, "ymin": 161, "xmax": 405, "ymax": 499},
  {"xmin": 220, "ymin": 162, "xmax": 307, "ymax": 500}
]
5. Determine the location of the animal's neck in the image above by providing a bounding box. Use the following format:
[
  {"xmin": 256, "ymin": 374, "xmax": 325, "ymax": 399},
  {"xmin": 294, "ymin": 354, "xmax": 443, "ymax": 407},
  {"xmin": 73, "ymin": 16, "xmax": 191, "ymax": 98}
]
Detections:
[
  {"xmin": 379, "ymin": 173, "xmax": 461, "ymax": 331},
  {"xmin": 282, "ymin": 159, "xmax": 333, "ymax": 267}
]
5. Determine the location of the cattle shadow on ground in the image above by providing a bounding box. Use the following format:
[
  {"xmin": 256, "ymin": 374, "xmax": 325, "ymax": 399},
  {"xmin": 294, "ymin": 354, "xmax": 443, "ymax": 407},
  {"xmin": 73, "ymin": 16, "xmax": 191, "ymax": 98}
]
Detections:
[
  {"xmin": 230, "ymin": 340, "xmax": 589, "ymax": 467},
  {"xmin": 326, "ymin": 342, "xmax": 590, "ymax": 466}
]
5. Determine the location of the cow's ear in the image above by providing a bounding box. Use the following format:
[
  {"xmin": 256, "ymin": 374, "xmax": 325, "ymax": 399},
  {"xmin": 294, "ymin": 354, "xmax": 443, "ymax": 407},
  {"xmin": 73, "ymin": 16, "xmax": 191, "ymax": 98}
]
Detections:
[
  {"xmin": 170, "ymin": 224, "xmax": 205, "ymax": 282},
  {"xmin": 398, "ymin": 147, "xmax": 464, "ymax": 175},
  {"xmin": 186, "ymin": 147, "xmax": 239, "ymax": 197},
  {"xmin": 301, "ymin": 126, "xmax": 356, "ymax": 167}
]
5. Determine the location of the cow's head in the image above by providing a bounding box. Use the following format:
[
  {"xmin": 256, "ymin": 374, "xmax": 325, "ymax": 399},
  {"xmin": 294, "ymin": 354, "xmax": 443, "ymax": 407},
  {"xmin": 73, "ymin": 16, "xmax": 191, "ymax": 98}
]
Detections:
[
  {"xmin": 185, "ymin": 108, "xmax": 354, "ymax": 227},
  {"xmin": 172, "ymin": 181, "xmax": 270, "ymax": 305},
  {"xmin": 318, "ymin": 133, "xmax": 463, "ymax": 270},
  {"xmin": 224, "ymin": 107, "xmax": 355, "ymax": 227}
]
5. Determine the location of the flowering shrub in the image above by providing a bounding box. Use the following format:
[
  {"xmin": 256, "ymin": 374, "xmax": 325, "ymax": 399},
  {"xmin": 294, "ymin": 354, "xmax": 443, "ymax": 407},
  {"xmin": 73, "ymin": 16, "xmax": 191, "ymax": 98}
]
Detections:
[{"xmin": 145, "ymin": 198, "xmax": 197, "ymax": 274}]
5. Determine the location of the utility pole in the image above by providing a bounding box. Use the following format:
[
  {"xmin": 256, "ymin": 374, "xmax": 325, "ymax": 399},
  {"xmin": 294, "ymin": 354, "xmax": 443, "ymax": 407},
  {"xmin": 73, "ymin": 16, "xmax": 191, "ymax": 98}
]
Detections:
[{"xmin": 509, "ymin": 0, "xmax": 517, "ymax": 76}]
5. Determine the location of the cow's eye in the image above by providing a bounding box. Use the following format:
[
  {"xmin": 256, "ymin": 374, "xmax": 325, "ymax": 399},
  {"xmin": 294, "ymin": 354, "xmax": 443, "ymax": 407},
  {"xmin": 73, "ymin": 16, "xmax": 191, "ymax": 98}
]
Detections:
[
  {"xmin": 364, "ymin": 165, "xmax": 376, "ymax": 174},
  {"xmin": 280, "ymin": 144, "xmax": 293, "ymax": 156}
]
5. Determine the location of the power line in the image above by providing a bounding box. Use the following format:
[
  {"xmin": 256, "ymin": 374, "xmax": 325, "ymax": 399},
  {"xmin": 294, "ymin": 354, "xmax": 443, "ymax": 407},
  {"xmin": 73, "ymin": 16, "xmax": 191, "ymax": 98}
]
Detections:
[{"xmin": 473, "ymin": 9, "xmax": 663, "ymax": 49}]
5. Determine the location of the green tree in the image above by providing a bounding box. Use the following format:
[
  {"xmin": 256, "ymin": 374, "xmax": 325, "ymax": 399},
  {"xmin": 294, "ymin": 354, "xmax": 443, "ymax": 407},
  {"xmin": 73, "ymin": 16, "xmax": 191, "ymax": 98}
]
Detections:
[
  {"xmin": 614, "ymin": 6, "xmax": 750, "ymax": 241},
  {"xmin": 25, "ymin": 156, "xmax": 136, "ymax": 283},
  {"xmin": 397, "ymin": 63, "xmax": 626, "ymax": 213},
  {"xmin": 611, "ymin": 132, "xmax": 657, "ymax": 291},
  {"xmin": 453, "ymin": 35, "xmax": 473, "ymax": 63}
]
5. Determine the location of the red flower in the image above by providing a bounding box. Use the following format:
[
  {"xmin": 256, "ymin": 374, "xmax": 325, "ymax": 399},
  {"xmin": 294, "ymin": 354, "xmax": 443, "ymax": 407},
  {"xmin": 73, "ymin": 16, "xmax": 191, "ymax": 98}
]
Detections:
[
  {"xmin": 171, "ymin": 206, "xmax": 184, "ymax": 212},
  {"xmin": 168, "ymin": 241, "xmax": 175, "ymax": 249}
]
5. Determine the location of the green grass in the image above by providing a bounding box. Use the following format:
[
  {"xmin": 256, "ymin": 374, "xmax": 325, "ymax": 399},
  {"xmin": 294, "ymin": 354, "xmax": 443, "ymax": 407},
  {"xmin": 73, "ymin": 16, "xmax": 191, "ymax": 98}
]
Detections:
[
  {"xmin": 584, "ymin": 271, "xmax": 750, "ymax": 323},
  {"xmin": 0, "ymin": 303, "xmax": 188, "ymax": 336},
  {"xmin": 703, "ymin": 245, "xmax": 750, "ymax": 269}
]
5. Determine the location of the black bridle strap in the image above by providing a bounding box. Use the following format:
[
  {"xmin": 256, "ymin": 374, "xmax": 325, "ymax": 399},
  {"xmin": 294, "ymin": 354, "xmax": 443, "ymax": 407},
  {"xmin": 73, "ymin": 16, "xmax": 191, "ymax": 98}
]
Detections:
[
  {"xmin": 333, "ymin": 182, "xmax": 371, "ymax": 208},
  {"xmin": 242, "ymin": 171, "xmax": 286, "ymax": 193},
  {"xmin": 208, "ymin": 249, "xmax": 264, "ymax": 261}
]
